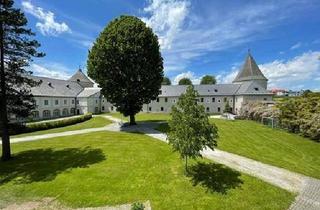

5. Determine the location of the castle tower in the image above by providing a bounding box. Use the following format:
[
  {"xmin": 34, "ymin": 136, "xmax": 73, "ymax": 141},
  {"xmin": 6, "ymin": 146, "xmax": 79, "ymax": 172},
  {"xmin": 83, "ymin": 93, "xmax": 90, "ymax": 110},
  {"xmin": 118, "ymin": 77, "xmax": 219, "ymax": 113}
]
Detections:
[
  {"xmin": 233, "ymin": 52, "xmax": 268, "ymax": 89},
  {"xmin": 68, "ymin": 68, "xmax": 94, "ymax": 88}
]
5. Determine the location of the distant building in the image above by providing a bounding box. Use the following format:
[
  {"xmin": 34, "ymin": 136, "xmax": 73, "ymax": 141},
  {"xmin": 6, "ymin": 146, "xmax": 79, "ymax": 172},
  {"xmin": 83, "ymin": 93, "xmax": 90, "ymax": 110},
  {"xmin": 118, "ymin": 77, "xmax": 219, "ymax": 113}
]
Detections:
[{"xmin": 11, "ymin": 52, "xmax": 273, "ymax": 121}]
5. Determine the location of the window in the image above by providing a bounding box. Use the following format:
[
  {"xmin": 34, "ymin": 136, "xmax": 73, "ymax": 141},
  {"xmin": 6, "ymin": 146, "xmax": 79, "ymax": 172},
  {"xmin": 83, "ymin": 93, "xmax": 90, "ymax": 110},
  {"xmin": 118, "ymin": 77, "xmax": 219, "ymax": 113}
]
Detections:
[
  {"xmin": 264, "ymin": 98, "xmax": 267, "ymax": 101},
  {"xmin": 161, "ymin": 107, "xmax": 164, "ymax": 111},
  {"xmin": 102, "ymin": 106, "xmax": 105, "ymax": 111},
  {"xmin": 212, "ymin": 98, "xmax": 215, "ymax": 102},
  {"xmin": 217, "ymin": 107, "xmax": 221, "ymax": 112},
  {"xmin": 32, "ymin": 111, "xmax": 39, "ymax": 118},
  {"xmin": 156, "ymin": 98, "xmax": 159, "ymax": 102},
  {"xmin": 53, "ymin": 109, "xmax": 60, "ymax": 117},
  {"xmin": 64, "ymin": 100, "xmax": 67, "ymax": 105},
  {"xmin": 224, "ymin": 97, "xmax": 227, "ymax": 103},
  {"xmin": 95, "ymin": 107, "xmax": 99, "ymax": 113},
  {"xmin": 200, "ymin": 98, "xmax": 204, "ymax": 102},
  {"xmin": 254, "ymin": 87, "xmax": 259, "ymax": 91},
  {"xmin": 159, "ymin": 90, "xmax": 162, "ymax": 94},
  {"xmin": 62, "ymin": 108, "xmax": 68, "ymax": 116},
  {"xmin": 230, "ymin": 99, "xmax": 233, "ymax": 103},
  {"xmin": 76, "ymin": 100, "xmax": 79, "ymax": 104},
  {"xmin": 96, "ymin": 100, "xmax": 98, "ymax": 104},
  {"xmin": 165, "ymin": 98, "xmax": 168, "ymax": 102},
  {"xmin": 55, "ymin": 100, "xmax": 59, "ymax": 105},
  {"xmin": 173, "ymin": 99, "xmax": 176, "ymax": 103},
  {"xmin": 44, "ymin": 100, "xmax": 49, "ymax": 106},
  {"xmin": 214, "ymin": 89, "xmax": 218, "ymax": 92},
  {"xmin": 72, "ymin": 100, "xmax": 75, "ymax": 104},
  {"xmin": 70, "ymin": 108, "xmax": 75, "ymax": 115},
  {"xmin": 43, "ymin": 110, "xmax": 51, "ymax": 118},
  {"xmin": 111, "ymin": 106, "xmax": 114, "ymax": 111},
  {"xmin": 149, "ymin": 107, "xmax": 152, "ymax": 111},
  {"xmin": 206, "ymin": 107, "xmax": 210, "ymax": 112},
  {"xmin": 102, "ymin": 100, "xmax": 105, "ymax": 103},
  {"xmin": 218, "ymin": 99, "xmax": 221, "ymax": 103}
]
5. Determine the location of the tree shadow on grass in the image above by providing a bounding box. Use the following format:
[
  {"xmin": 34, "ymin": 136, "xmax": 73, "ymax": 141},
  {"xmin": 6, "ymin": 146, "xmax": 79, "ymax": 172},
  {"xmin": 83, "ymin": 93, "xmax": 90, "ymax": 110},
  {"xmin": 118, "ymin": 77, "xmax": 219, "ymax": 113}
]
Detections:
[
  {"xmin": 0, "ymin": 147, "xmax": 105, "ymax": 184},
  {"xmin": 188, "ymin": 162, "xmax": 243, "ymax": 194}
]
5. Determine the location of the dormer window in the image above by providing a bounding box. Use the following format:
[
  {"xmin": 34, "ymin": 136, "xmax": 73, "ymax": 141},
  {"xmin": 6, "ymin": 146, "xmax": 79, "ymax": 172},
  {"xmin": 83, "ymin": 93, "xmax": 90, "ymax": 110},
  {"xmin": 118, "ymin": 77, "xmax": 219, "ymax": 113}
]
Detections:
[
  {"xmin": 214, "ymin": 89, "xmax": 218, "ymax": 92},
  {"xmin": 254, "ymin": 87, "xmax": 259, "ymax": 91},
  {"xmin": 48, "ymin": 82, "xmax": 52, "ymax": 86},
  {"xmin": 66, "ymin": 84, "xmax": 70, "ymax": 88}
]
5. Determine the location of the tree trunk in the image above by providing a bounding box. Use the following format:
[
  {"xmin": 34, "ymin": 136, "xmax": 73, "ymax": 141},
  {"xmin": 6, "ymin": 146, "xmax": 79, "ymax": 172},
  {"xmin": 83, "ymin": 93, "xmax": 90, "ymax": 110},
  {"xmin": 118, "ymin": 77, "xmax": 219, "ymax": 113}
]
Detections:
[
  {"xmin": 0, "ymin": 6, "xmax": 11, "ymax": 161},
  {"xmin": 185, "ymin": 156, "xmax": 188, "ymax": 173},
  {"xmin": 129, "ymin": 114, "xmax": 136, "ymax": 125}
]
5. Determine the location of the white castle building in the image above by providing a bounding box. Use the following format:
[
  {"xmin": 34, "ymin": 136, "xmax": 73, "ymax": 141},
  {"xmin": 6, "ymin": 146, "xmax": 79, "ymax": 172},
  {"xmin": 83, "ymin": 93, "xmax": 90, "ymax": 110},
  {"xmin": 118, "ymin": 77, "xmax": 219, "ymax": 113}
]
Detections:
[{"xmin": 11, "ymin": 53, "xmax": 273, "ymax": 121}]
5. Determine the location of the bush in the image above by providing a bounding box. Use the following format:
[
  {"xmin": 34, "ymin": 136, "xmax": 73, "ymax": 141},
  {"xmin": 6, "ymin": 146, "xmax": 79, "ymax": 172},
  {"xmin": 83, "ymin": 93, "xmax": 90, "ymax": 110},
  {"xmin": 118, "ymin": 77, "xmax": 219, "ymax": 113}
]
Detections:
[
  {"xmin": 5, "ymin": 113, "xmax": 92, "ymax": 136},
  {"xmin": 131, "ymin": 202, "xmax": 145, "ymax": 210}
]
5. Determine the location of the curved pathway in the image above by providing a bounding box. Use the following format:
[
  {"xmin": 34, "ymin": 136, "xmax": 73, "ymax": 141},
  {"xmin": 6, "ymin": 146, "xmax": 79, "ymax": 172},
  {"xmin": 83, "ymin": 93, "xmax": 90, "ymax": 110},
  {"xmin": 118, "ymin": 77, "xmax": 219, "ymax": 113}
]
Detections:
[{"xmin": 7, "ymin": 115, "xmax": 320, "ymax": 209}]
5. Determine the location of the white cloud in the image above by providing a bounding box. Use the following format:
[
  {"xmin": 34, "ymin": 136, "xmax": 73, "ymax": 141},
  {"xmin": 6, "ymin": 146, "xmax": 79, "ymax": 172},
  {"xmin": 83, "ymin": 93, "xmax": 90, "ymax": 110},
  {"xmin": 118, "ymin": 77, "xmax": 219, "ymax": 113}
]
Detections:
[
  {"xmin": 173, "ymin": 71, "xmax": 201, "ymax": 84},
  {"xmin": 220, "ymin": 51, "xmax": 320, "ymax": 89},
  {"xmin": 141, "ymin": 0, "xmax": 190, "ymax": 50},
  {"xmin": 29, "ymin": 63, "xmax": 71, "ymax": 80},
  {"xmin": 260, "ymin": 51, "xmax": 320, "ymax": 88},
  {"xmin": 22, "ymin": 1, "xmax": 71, "ymax": 36},
  {"xmin": 290, "ymin": 42, "xmax": 302, "ymax": 50}
]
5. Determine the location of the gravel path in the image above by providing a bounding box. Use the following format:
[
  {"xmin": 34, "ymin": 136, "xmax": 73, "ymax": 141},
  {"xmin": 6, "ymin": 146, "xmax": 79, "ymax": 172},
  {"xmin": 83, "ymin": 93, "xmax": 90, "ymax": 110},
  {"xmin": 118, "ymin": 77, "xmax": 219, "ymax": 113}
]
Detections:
[{"xmin": 6, "ymin": 115, "xmax": 320, "ymax": 209}]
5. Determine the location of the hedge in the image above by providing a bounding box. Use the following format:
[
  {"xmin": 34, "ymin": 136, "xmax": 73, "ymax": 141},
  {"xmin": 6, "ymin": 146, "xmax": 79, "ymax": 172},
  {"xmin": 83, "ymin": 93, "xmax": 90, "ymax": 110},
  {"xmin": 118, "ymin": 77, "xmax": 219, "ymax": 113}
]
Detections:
[{"xmin": 5, "ymin": 113, "xmax": 92, "ymax": 136}]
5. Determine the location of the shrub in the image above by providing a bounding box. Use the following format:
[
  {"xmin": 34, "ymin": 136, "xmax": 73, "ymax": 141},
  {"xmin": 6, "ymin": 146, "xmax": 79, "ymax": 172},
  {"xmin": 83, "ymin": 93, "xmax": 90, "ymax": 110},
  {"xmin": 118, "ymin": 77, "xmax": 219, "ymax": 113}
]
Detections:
[
  {"xmin": 5, "ymin": 113, "xmax": 92, "ymax": 136},
  {"xmin": 131, "ymin": 202, "xmax": 145, "ymax": 210}
]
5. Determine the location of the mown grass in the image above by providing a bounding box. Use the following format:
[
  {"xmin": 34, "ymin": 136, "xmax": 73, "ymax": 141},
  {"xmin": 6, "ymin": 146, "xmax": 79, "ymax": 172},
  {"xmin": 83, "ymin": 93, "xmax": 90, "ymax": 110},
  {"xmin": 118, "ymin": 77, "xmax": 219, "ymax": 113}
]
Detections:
[
  {"xmin": 0, "ymin": 131, "xmax": 293, "ymax": 209},
  {"xmin": 106, "ymin": 112, "xmax": 171, "ymax": 122},
  {"xmin": 12, "ymin": 117, "xmax": 112, "ymax": 138},
  {"xmin": 154, "ymin": 115, "xmax": 320, "ymax": 179}
]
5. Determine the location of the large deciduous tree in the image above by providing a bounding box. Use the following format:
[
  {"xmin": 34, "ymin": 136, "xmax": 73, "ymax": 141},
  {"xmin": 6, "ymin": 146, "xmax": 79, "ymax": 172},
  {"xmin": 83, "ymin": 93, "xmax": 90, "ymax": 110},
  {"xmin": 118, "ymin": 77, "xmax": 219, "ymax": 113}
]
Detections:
[
  {"xmin": 178, "ymin": 78, "xmax": 192, "ymax": 85},
  {"xmin": 167, "ymin": 85, "xmax": 218, "ymax": 172},
  {"xmin": 162, "ymin": 76, "xmax": 171, "ymax": 85},
  {"xmin": 87, "ymin": 15, "xmax": 163, "ymax": 125},
  {"xmin": 200, "ymin": 75, "xmax": 216, "ymax": 85},
  {"xmin": 0, "ymin": 0, "xmax": 44, "ymax": 161}
]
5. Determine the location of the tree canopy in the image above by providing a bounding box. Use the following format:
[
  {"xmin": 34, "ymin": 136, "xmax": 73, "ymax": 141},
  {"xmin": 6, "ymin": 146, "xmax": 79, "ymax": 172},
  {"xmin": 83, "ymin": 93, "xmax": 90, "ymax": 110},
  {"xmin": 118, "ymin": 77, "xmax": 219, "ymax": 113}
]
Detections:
[
  {"xmin": 87, "ymin": 15, "xmax": 163, "ymax": 125},
  {"xmin": 178, "ymin": 78, "xmax": 192, "ymax": 85},
  {"xmin": 0, "ymin": 0, "xmax": 44, "ymax": 160},
  {"xmin": 162, "ymin": 76, "xmax": 171, "ymax": 85},
  {"xmin": 200, "ymin": 75, "xmax": 216, "ymax": 85},
  {"xmin": 167, "ymin": 86, "xmax": 218, "ymax": 172}
]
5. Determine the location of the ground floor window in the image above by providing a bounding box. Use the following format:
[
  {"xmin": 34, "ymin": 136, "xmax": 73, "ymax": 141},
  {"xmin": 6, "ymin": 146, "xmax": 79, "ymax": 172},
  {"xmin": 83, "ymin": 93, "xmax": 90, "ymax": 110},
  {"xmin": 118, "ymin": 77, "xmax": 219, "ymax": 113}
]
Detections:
[
  {"xmin": 206, "ymin": 107, "xmax": 210, "ymax": 112},
  {"xmin": 218, "ymin": 107, "xmax": 221, "ymax": 112},
  {"xmin": 53, "ymin": 109, "xmax": 60, "ymax": 117},
  {"xmin": 70, "ymin": 108, "xmax": 75, "ymax": 115},
  {"xmin": 62, "ymin": 108, "xmax": 68, "ymax": 116},
  {"xmin": 102, "ymin": 106, "xmax": 105, "ymax": 111},
  {"xmin": 43, "ymin": 110, "xmax": 51, "ymax": 118},
  {"xmin": 161, "ymin": 107, "xmax": 164, "ymax": 111},
  {"xmin": 95, "ymin": 107, "xmax": 99, "ymax": 113},
  {"xmin": 148, "ymin": 107, "xmax": 152, "ymax": 111},
  {"xmin": 32, "ymin": 111, "xmax": 39, "ymax": 118}
]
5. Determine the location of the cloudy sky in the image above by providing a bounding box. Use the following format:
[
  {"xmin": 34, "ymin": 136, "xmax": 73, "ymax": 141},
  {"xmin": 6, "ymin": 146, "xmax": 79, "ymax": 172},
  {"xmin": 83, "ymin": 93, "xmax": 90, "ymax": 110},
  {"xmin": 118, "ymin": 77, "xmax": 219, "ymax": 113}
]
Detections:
[{"xmin": 17, "ymin": 0, "xmax": 320, "ymax": 90}]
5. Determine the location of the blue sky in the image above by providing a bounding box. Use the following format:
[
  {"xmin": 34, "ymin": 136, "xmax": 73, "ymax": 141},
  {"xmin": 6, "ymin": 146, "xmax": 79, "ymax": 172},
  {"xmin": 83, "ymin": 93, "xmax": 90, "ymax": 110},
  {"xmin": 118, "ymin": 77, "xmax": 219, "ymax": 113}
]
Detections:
[{"xmin": 17, "ymin": 0, "xmax": 320, "ymax": 90}]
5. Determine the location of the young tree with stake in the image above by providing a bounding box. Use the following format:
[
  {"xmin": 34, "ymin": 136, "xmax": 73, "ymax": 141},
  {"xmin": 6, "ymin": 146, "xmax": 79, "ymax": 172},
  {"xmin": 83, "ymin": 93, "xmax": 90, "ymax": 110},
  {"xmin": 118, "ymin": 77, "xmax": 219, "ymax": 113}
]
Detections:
[{"xmin": 167, "ymin": 85, "xmax": 218, "ymax": 172}]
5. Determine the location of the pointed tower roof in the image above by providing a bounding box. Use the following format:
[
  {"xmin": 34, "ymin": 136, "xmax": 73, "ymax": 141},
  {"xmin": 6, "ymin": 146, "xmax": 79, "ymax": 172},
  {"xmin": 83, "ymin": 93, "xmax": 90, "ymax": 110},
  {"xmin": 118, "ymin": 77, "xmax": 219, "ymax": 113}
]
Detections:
[
  {"xmin": 68, "ymin": 68, "xmax": 94, "ymax": 87},
  {"xmin": 233, "ymin": 52, "xmax": 267, "ymax": 83}
]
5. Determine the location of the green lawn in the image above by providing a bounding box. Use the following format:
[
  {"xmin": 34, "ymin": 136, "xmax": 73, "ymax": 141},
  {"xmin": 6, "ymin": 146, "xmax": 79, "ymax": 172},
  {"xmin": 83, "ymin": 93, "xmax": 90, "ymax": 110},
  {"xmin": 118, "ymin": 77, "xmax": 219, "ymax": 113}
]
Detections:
[
  {"xmin": 12, "ymin": 117, "xmax": 112, "ymax": 138},
  {"xmin": 106, "ymin": 112, "xmax": 171, "ymax": 122},
  {"xmin": 0, "ymin": 131, "xmax": 293, "ymax": 209},
  {"xmin": 155, "ymin": 116, "xmax": 320, "ymax": 179}
]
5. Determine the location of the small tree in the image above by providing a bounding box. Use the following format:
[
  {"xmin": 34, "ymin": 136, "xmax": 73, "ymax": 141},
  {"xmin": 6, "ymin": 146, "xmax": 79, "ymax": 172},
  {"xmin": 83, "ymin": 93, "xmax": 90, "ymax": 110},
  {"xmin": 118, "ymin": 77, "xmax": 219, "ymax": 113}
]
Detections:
[
  {"xmin": 200, "ymin": 75, "xmax": 216, "ymax": 85},
  {"xmin": 162, "ymin": 76, "xmax": 171, "ymax": 85},
  {"xmin": 0, "ymin": 0, "xmax": 44, "ymax": 161},
  {"xmin": 178, "ymin": 78, "xmax": 192, "ymax": 85},
  {"xmin": 87, "ymin": 16, "xmax": 163, "ymax": 125},
  {"xmin": 167, "ymin": 86, "xmax": 218, "ymax": 172},
  {"xmin": 224, "ymin": 101, "xmax": 232, "ymax": 113}
]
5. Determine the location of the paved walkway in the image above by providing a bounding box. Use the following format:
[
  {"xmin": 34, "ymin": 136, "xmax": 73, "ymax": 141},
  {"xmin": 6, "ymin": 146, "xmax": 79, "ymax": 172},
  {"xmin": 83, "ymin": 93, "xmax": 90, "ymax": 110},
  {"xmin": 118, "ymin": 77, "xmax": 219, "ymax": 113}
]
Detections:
[{"xmin": 7, "ymin": 115, "xmax": 320, "ymax": 209}]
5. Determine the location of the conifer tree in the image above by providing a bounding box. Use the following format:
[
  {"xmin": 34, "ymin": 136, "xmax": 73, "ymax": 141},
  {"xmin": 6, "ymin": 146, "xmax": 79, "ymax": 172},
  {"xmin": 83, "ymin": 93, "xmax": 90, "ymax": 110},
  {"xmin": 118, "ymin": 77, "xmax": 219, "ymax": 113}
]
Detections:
[{"xmin": 0, "ymin": 0, "xmax": 44, "ymax": 160}]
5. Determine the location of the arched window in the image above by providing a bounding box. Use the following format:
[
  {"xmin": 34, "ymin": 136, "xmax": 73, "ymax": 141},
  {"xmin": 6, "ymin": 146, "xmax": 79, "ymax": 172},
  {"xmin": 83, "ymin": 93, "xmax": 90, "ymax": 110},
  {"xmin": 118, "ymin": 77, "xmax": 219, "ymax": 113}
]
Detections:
[
  {"xmin": 43, "ymin": 110, "xmax": 51, "ymax": 118},
  {"xmin": 70, "ymin": 108, "xmax": 75, "ymax": 115},
  {"xmin": 32, "ymin": 111, "xmax": 39, "ymax": 119},
  {"xmin": 62, "ymin": 108, "xmax": 68, "ymax": 116},
  {"xmin": 53, "ymin": 109, "xmax": 60, "ymax": 117}
]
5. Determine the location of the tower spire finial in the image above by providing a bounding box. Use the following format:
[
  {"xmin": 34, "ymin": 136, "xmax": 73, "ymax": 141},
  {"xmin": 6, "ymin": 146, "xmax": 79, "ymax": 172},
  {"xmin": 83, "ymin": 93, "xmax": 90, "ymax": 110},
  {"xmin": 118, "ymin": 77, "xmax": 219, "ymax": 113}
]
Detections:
[{"xmin": 78, "ymin": 65, "xmax": 82, "ymax": 72}]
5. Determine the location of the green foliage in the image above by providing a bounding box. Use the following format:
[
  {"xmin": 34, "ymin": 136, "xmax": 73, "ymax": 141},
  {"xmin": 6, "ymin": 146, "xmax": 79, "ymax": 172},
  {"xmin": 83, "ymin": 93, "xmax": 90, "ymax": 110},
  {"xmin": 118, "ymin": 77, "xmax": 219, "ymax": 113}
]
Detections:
[
  {"xmin": 178, "ymin": 78, "xmax": 192, "ymax": 85},
  {"xmin": 87, "ymin": 15, "xmax": 163, "ymax": 125},
  {"xmin": 131, "ymin": 202, "xmax": 145, "ymax": 210},
  {"xmin": 162, "ymin": 76, "xmax": 171, "ymax": 85},
  {"xmin": 200, "ymin": 75, "xmax": 216, "ymax": 85},
  {"xmin": 168, "ymin": 86, "xmax": 218, "ymax": 171},
  {"xmin": 4, "ymin": 114, "xmax": 92, "ymax": 136},
  {"xmin": 224, "ymin": 101, "xmax": 232, "ymax": 113}
]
